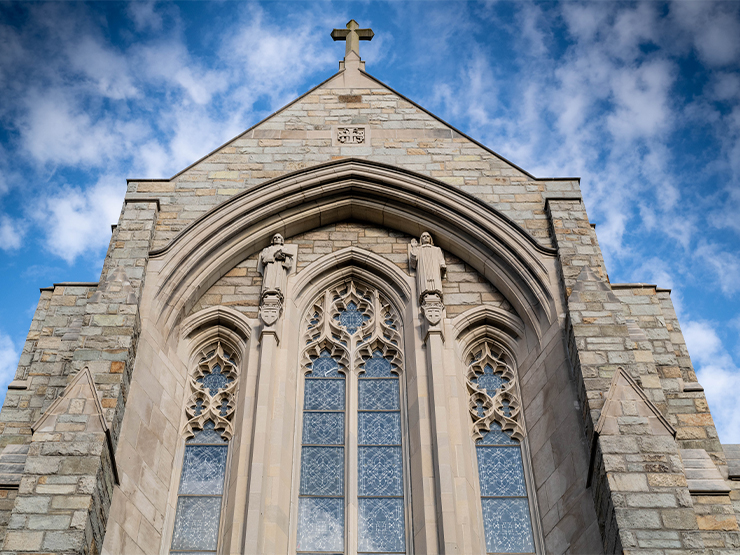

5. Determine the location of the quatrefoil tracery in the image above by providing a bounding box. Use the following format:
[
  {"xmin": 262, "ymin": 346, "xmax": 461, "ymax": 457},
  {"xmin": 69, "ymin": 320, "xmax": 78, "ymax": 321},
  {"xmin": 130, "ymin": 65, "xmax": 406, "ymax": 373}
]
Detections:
[
  {"xmin": 184, "ymin": 342, "xmax": 238, "ymax": 440},
  {"xmin": 466, "ymin": 341, "xmax": 524, "ymax": 442},
  {"xmin": 302, "ymin": 281, "xmax": 403, "ymax": 375}
]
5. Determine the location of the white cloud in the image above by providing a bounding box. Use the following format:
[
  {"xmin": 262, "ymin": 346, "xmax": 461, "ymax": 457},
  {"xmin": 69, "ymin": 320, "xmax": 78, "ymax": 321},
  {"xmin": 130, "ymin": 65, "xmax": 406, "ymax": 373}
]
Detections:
[
  {"xmin": 684, "ymin": 320, "xmax": 740, "ymax": 443},
  {"xmin": 34, "ymin": 177, "xmax": 124, "ymax": 263},
  {"xmin": 0, "ymin": 333, "xmax": 19, "ymax": 392},
  {"xmin": 127, "ymin": 1, "xmax": 164, "ymax": 33},
  {"xmin": 0, "ymin": 217, "xmax": 23, "ymax": 250}
]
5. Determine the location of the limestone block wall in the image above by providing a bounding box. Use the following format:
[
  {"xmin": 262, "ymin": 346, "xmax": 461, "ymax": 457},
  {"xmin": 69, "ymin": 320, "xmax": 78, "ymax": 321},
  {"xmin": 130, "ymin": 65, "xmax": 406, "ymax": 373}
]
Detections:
[{"xmin": 189, "ymin": 222, "xmax": 516, "ymax": 320}]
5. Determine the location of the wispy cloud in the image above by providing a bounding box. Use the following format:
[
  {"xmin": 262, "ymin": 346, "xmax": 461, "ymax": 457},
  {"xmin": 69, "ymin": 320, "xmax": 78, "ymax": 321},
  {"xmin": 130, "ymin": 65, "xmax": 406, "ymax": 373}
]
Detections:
[
  {"xmin": 684, "ymin": 320, "xmax": 740, "ymax": 442},
  {"xmin": 0, "ymin": 333, "xmax": 19, "ymax": 392}
]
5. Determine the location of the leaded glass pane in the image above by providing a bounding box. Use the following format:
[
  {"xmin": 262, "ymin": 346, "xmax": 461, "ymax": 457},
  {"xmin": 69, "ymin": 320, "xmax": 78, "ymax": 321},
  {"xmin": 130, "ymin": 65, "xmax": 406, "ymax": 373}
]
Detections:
[
  {"xmin": 359, "ymin": 379, "xmax": 399, "ymax": 410},
  {"xmin": 477, "ymin": 446, "xmax": 526, "ymax": 497},
  {"xmin": 303, "ymin": 412, "xmax": 345, "ymax": 445},
  {"xmin": 338, "ymin": 301, "xmax": 368, "ymax": 335},
  {"xmin": 310, "ymin": 352, "xmax": 343, "ymax": 377},
  {"xmin": 363, "ymin": 353, "xmax": 393, "ymax": 377},
  {"xmin": 178, "ymin": 445, "xmax": 228, "ymax": 495},
  {"xmin": 481, "ymin": 498, "xmax": 535, "ymax": 554},
  {"xmin": 358, "ymin": 497, "xmax": 406, "ymax": 553},
  {"xmin": 170, "ymin": 496, "xmax": 222, "ymax": 551},
  {"xmin": 305, "ymin": 379, "xmax": 345, "ymax": 411},
  {"xmin": 189, "ymin": 421, "xmax": 227, "ymax": 444},
  {"xmin": 472, "ymin": 364, "xmax": 508, "ymax": 396},
  {"xmin": 358, "ymin": 412, "xmax": 401, "ymax": 445},
  {"xmin": 300, "ymin": 447, "xmax": 344, "ymax": 496},
  {"xmin": 358, "ymin": 447, "xmax": 403, "ymax": 496},
  {"xmin": 197, "ymin": 364, "xmax": 233, "ymax": 395},
  {"xmin": 478, "ymin": 422, "xmax": 518, "ymax": 446},
  {"xmin": 297, "ymin": 497, "xmax": 344, "ymax": 552}
]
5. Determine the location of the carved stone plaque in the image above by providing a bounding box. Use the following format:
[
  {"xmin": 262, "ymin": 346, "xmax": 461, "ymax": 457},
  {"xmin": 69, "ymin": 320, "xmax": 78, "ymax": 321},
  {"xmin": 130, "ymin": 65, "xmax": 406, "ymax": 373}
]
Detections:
[{"xmin": 335, "ymin": 126, "xmax": 366, "ymax": 145}]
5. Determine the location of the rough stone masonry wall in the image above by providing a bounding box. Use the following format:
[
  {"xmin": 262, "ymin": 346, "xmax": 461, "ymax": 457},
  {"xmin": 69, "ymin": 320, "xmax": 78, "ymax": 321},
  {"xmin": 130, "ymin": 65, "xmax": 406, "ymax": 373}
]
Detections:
[
  {"xmin": 0, "ymin": 200, "xmax": 158, "ymax": 553},
  {"xmin": 126, "ymin": 80, "xmax": 581, "ymax": 252},
  {"xmin": 547, "ymin": 199, "xmax": 708, "ymax": 554},
  {"xmin": 612, "ymin": 286, "xmax": 740, "ymax": 550},
  {"xmin": 188, "ymin": 222, "xmax": 516, "ymax": 319},
  {"xmin": 0, "ymin": 284, "xmax": 95, "ymax": 545}
]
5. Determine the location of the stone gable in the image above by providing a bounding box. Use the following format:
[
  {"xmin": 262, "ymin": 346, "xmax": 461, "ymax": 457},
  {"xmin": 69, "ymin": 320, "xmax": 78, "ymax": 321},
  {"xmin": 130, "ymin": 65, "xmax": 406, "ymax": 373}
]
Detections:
[{"xmin": 130, "ymin": 69, "xmax": 580, "ymax": 253}]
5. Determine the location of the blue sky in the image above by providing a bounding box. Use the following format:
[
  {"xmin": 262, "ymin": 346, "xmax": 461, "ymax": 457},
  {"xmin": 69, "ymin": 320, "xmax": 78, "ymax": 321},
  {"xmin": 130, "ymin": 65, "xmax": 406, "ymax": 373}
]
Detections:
[{"xmin": 0, "ymin": 1, "xmax": 738, "ymax": 441}]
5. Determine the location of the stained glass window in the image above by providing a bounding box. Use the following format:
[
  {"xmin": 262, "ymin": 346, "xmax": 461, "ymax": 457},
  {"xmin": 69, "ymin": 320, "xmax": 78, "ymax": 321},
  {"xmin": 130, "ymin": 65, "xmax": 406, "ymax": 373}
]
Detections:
[
  {"xmin": 297, "ymin": 351, "xmax": 346, "ymax": 553},
  {"xmin": 358, "ymin": 351, "xmax": 406, "ymax": 554},
  {"xmin": 170, "ymin": 421, "xmax": 228, "ymax": 554},
  {"xmin": 476, "ymin": 422, "xmax": 535, "ymax": 554}
]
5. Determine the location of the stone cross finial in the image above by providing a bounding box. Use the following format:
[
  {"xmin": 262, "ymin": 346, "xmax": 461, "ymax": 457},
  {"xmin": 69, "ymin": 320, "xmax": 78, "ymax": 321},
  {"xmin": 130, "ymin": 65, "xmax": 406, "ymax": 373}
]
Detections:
[{"xmin": 331, "ymin": 19, "xmax": 374, "ymax": 58}]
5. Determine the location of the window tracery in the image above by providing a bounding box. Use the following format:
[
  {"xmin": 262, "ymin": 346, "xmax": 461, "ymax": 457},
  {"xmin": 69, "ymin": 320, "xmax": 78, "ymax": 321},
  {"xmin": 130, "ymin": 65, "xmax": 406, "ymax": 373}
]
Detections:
[
  {"xmin": 466, "ymin": 341, "xmax": 535, "ymax": 554},
  {"xmin": 297, "ymin": 281, "xmax": 407, "ymax": 554},
  {"xmin": 170, "ymin": 342, "xmax": 239, "ymax": 555}
]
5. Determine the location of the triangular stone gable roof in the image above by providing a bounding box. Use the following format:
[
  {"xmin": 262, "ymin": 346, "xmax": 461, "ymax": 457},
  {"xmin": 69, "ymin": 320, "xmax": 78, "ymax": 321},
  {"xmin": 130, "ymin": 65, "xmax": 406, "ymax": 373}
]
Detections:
[
  {"xmin": 130, "ymin": 60, "xmax": 582, "ymax": 251},
  {"xmin": 595, "ymin": 367, "xmax": 676, "ymax": 437}
]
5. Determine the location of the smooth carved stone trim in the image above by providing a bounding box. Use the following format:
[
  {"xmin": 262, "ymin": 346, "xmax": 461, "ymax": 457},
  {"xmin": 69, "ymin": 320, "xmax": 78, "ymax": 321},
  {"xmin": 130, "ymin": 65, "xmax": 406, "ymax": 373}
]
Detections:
[
  {"xmin": 149, "ymin": 158, "xmax": 556, "ymax": 342},
  {"xmin": 181, "ymin": 306, "xmax": 253, "ymax": 346},
  {"xmin": 680, "ymin": 449, "xmax": 731, "ymax": 494},
  {"xmin": 466, "ymin": 341, "xmax": 525, "ymax": 442},
  {"xmin": 183, "ymin": 342, "xmax": 239, "ymax": 440}
]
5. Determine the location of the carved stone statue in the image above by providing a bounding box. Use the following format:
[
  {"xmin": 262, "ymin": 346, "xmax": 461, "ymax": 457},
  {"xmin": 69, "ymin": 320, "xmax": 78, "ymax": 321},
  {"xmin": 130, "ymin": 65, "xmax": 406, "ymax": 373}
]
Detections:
[
  {"xmin": 409, "ymin": 231, "xmax": 447, "ymax": 302},
  {"xmin": 257, "ymin": 234, "xmax": 297, "ymax": 326},
  {"xmin": 258, "ymin": 233, "xmax": 294, "ymax": 301}
]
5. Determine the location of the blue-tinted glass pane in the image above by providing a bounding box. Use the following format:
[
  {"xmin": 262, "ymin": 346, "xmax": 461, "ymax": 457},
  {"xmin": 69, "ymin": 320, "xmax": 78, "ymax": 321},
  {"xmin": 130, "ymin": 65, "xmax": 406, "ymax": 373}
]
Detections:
[
  {"xmin": 179, "ymin": 445, "xmax": 228, "ymax": 495},
  {"xmin": 481, "ymin": 498, "xmax": 535, "ymax": 554},
  {"xmin": 171, "ymin": 496, "xmax": 222, "ymax": 551},
  {"xmin": 358, "ymin": 412, "xmax": 401, "ymax": 445},
  {"xmin": 297, "ymin": 497, "xmax": 344, "ymax": 552},
  {"xmin": 305, "ymin": 379, "xmax": 345, "ymax": 411},
  {"xmin": 472, "ymin": 364, "xmax": 508, "ymax": 396},
  {"xmin": 303, "ymin": 412, "xmax": 345, "ymax": 445},
  {"xmin": 197, "ymin": 364, "xmax": 233, "ymax": 396},
  {"xmin": 359, "ymin": 379, "xmax": 399, "ymax": 410},
  {"xmin": 338, "ymin": 301, "xmax": 368, "ymax": 335},
  {"xmin": 300, "ymin": 447, "xmax": 344, "ymax": 496},
  {"xmin": 310, "ymin": 352, "xmax": 343, "ymax": 377},
  {"xmin": 358, "ymin": 446, "xmax": 403, "ymax": 496},
  {"xmin": 188, "ymin": 421, "xmax": 227, "ymax": 444},
  {"xmin": 358, "ymin": 497, "xmax": 405, "ymax": 553},
  {"xmin": 363, "ymin": 353, "xmax": 393, "ymax": 377},
  {"xmin": 171, "ymin": 552, "xmax": 214, "ymax": 555},
  {"xmin": 477, "ymin": 446, "xmax": 526, "ymax": 497},
  {"xmin": 477, "ymin": 422, "xmax": 518, "ymax": 446}
]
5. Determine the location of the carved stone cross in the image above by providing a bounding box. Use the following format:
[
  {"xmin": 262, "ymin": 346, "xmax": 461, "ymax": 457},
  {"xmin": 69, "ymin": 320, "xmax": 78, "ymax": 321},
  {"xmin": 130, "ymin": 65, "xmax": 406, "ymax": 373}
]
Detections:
[{"xmin": 331, "ymin": 19, "xmax": 374, "ymax": 58}]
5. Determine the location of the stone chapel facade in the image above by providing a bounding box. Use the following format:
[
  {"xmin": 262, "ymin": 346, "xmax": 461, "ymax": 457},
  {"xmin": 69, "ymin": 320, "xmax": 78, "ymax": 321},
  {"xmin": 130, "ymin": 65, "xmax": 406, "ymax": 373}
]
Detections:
[{"xmin": 0, "ymin": 21, "xmax": 738, "ymax": 555}]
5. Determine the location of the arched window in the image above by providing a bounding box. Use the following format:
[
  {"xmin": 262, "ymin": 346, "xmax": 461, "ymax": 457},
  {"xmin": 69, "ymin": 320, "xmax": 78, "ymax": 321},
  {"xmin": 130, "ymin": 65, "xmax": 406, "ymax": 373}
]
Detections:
[
  {"xmin": 467, "ymin": 342, "xmax": 536, "ymax": 555},
  {"xmin": 296, "ymin": 281, "xmax": 408, "ymax": 554},
  {"xmin": 170, "ymin": 343, "xmax": 238, "ymax": 555}
]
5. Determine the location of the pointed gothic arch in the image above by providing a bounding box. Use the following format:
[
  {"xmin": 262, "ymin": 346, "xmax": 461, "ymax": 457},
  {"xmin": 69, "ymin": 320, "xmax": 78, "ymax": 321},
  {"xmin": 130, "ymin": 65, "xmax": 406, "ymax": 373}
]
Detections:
[{"xmin": 145, "ymin": 158, "xmax": 557, "ymax": 342}]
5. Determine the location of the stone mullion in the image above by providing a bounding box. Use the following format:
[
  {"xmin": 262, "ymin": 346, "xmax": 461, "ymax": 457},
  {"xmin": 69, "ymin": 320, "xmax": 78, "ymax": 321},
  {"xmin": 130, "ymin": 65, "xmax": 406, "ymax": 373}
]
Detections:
[
  {"xmin": 423, "ymin": 328, "xmax": 458, "ymax": 554},
  {"xmin": 3, "ymin": 198, "xmax": 158, "ymax": 553}
]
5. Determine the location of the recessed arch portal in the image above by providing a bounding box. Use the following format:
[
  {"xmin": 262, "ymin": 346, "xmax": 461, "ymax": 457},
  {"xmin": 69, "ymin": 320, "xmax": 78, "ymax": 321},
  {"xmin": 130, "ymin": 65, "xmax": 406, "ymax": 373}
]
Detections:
[{"xmin": 147, "ymin": 158, "xmax": 557, "ymax": 343}]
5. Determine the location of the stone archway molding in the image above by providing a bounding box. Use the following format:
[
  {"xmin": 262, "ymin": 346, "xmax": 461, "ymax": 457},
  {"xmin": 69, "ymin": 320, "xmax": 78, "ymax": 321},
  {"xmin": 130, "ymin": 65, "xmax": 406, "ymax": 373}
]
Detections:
[{"xmin": 147, "ymin": 158, "xmax": 557, "ymax": 340}]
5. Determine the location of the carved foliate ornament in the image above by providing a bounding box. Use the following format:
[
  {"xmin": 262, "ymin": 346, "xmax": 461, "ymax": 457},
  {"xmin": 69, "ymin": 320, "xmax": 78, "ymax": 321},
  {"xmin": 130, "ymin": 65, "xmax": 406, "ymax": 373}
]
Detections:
[
  {"xmin": 466, "ymin": 341, "xmax": 524, "ymax": 442},
  {"xmin": 183, "ymin": 342, "xmax": 238, "ymax": 440}
]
